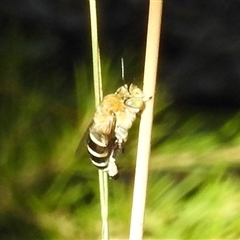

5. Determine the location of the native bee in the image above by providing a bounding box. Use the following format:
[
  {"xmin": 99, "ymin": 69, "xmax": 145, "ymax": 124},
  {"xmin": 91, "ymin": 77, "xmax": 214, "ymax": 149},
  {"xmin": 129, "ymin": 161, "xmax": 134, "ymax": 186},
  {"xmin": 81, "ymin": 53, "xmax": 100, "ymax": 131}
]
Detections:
[{"xmin": 78, "ymin": 84, "xmax": 148, "ymax": 179}]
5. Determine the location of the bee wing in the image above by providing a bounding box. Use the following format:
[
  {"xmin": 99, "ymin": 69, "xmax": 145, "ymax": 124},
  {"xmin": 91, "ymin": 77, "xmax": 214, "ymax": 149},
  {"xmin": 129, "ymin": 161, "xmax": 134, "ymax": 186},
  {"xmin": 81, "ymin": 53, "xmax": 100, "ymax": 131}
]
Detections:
[
  {"xmin": 75, "ymin": 112, "xmax": 117, "ymax": 158},
  {"xmin": 75, "ymin": 120, "xmax": 93, "ymax": 158},
  {"xmin": 89, "ymin": 112, "xmax": 117, "ymax": 147}
]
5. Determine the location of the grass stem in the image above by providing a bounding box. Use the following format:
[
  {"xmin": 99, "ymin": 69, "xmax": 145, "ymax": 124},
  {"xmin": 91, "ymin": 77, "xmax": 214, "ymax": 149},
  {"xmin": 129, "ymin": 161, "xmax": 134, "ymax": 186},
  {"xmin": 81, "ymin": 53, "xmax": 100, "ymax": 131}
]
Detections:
[
  {"xmin": 88, "ymin": 1, "xmax": 108, "ymax": 239},
  {"xmin": 129, "ymin": 1, "xmax": 163, "ymax": 239}
]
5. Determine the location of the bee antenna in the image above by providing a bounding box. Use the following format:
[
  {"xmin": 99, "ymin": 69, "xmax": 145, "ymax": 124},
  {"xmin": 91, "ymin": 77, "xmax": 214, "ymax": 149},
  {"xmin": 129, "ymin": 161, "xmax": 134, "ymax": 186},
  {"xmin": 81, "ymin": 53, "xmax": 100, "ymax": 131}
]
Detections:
[{"xmin": 121, "ymin": 57, "xmax": 125, "ymax": 84}]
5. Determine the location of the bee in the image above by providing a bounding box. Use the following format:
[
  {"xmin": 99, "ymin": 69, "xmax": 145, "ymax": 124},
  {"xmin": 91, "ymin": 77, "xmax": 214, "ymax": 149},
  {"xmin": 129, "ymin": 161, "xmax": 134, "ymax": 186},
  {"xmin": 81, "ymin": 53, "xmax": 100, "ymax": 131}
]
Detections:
[{"xmin": 78, "ymin": 84, "xmax": 148, "ymax": 179}]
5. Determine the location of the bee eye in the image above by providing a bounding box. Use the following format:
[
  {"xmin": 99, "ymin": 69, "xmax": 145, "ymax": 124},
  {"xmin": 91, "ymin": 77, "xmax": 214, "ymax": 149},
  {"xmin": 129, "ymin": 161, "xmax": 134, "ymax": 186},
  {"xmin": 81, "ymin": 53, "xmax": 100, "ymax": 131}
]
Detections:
[{"xmin": 124, "ymin": 97, "xmax": 144, "ymax": 109}]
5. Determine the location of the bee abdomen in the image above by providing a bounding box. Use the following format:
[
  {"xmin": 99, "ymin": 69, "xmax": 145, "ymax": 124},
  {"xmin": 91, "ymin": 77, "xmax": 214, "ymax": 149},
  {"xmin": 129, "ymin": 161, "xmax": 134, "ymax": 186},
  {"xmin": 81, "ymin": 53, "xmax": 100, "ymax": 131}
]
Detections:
[{"xmin": 87, "ymin": 136, "xmax": 110, "ymax": 169}]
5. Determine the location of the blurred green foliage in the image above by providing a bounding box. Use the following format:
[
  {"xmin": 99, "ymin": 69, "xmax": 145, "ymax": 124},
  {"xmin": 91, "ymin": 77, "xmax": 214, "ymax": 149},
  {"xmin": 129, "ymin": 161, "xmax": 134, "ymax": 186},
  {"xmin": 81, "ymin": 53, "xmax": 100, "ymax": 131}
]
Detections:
[{"xmin": 1, "ymin": 27, "xmax": 240, "ymax": 240}]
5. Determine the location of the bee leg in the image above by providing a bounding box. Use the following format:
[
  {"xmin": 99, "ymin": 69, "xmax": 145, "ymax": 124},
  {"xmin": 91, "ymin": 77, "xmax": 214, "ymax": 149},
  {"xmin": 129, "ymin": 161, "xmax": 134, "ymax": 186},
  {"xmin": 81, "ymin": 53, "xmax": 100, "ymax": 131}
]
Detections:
[
  {"xmin": 106, "ymin": 149, "xmax": 119, "ymax": 179},
  {"xmin": 112, "ymin": 140, "xmax": 124, "ymax": 159},
  {"xmin": 117, "ymin": 141, "xmax": 124, "ymax": 153}
]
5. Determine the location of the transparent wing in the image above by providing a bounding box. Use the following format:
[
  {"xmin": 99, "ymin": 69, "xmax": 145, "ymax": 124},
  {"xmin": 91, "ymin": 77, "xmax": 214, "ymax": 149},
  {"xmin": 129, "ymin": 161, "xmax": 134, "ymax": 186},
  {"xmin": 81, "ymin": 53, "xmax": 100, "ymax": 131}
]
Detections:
[
  {"xmin": 89, "ymin": 112, "xmax": 117, "ymax": 149},
  {"xmin": 75, "ymin": 120, "xmax": 93, "ymax": 158},
  {"xmin": 75, "ymin": 112, "xmax": 117, "ymax": 158}
]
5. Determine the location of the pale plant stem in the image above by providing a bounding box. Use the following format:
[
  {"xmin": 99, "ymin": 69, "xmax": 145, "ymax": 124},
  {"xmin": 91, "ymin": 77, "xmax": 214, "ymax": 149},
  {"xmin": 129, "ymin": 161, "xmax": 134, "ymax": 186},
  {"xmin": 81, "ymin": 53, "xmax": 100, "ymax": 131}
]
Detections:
[
  {"xmin": 89, "ymin": 0, "xmax": 103, "ymax": 105},
  {"xmin": 129, "ymin": 1, "xmax": 163, "ymax": 239},
  {"xmin": 88, "ymin": 0, "xmax": 109, "ymax": 240}
]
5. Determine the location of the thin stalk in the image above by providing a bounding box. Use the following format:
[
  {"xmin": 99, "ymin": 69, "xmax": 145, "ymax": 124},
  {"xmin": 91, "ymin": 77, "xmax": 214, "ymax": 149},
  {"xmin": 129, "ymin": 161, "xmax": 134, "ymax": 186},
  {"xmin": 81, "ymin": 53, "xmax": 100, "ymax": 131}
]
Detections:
[
  {"xmin": 88, "ymin": 0, "xmax": 109, "ymax": 240},
  {"xmin": 129, "ymin": 0, "xmax": 163, "ymax": 239},
  {"xmin": 89, "ymin": 0, "xmax": 103, "ymax": 105}
]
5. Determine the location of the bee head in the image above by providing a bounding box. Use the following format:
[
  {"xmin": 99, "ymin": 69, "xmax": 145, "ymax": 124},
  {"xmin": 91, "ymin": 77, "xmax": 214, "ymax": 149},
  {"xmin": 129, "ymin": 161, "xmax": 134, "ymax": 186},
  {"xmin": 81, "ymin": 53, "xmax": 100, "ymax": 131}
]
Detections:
[
  {"xmin": 128, "ymin": 84, "xmax": 144, "ymax": 98},
  {"xmin": 115, "ymin": 84, "xmax": 129, "ymax": 99},
  {"xmin": 116, "ymin": 84, "xmax": 145, "ymax": 106}
]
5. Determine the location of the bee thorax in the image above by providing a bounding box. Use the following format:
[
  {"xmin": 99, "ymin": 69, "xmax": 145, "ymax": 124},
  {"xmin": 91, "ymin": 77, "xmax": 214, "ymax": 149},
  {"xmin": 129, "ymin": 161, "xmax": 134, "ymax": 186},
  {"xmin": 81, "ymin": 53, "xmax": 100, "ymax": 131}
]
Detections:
[{"xmin": 116, "ymin": 109, "xmax": 136, "ymax": 129}]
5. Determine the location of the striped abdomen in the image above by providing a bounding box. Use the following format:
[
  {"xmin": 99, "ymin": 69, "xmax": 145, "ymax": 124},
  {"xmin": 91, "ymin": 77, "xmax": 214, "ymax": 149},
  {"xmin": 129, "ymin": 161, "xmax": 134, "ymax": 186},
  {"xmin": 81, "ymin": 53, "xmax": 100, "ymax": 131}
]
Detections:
[
  {"xmin": 87, "ymin": 132, "xmax": 113, "ymax": 170},
  {"xmin": 87, "ymin": 129, "xmax": 121, "ymax": 179}
]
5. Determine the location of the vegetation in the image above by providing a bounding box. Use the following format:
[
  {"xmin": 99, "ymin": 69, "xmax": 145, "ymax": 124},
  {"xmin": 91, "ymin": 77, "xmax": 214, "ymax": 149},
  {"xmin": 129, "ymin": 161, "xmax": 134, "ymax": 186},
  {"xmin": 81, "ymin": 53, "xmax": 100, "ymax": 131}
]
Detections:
[{"xmin": 1, "ymin": 29, "xmax": 240, "ymax": 240}]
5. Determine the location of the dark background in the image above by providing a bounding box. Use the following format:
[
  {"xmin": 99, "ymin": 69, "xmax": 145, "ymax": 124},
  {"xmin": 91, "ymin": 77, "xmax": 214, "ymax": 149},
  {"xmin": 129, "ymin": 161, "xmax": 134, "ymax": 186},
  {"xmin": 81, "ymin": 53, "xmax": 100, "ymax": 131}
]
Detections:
[{"xmin": 1, "ymin": 0, "xmax": 240, "ymax": 107}]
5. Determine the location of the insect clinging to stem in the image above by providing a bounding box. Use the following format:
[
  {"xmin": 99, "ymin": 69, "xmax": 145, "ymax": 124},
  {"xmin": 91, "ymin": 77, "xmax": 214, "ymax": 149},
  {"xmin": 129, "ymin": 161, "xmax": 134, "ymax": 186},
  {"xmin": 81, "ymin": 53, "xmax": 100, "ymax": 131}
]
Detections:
[
  {"xmin": 76, "ymin": 60, "xmax": 150, "ymax": 179},
  {"xmin": 80, "ymin": 83, "xmax": 150, "ymax": 179}
]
